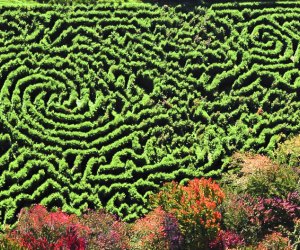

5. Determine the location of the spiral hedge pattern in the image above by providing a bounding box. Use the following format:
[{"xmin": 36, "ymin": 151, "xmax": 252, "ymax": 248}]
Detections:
[{"xmin": 0, "ymin": 2, "xmax": 300, "ymax": 224}]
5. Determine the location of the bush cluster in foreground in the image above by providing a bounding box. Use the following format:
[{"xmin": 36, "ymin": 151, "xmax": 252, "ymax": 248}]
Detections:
[{"xmin": 1, "ymin": 137, "xmax": 300, "ymax": 249}]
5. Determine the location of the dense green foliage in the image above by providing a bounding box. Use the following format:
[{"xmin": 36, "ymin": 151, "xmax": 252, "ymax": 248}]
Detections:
[
  {"xmin": 274, "ymin": 134, "xmax": 300, "ymax": 167},
  {"xmin": 0, "ymin": 1, "xmax": 299, "ymax": 226}
]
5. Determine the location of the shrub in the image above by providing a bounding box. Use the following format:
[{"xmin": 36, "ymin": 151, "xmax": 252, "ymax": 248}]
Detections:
[
  {"xmin": 221, "ymin": 152, "xmax": 300, "ymax": 199},
  {"xmin": 209, "ymin": 230, "xmax": 245, "ymax": 249},
  {"xmin": 289, "ymin": 219, "xmax": 300, "ymax": 249},
  {"xmin": 256, "ymin": 232, "xmax": 292, "ymax": 250},
  {"xmin": 222, "ymin": 193, "xmax": 263, "ymax": 244},
  {"xmin": 287, "ymin": 191, "xmax": 300, "ymax": 206},
  {"xmin": 7, "ymin": 204, "xmax": 89, "ymax": 250},
  {"xmin": 150, "ymin": 178, "xmax": 225, "ymax": 249},
  {"xmin": 246, "ymin": 165, "xmax": 300, "ymax": 199},
  {"xmin": 130, "ymin": 206, "xmax": 183, "ymax": 250},
  {"xmin": 255, "ymin": 197, "xmax": 300, "ymax": 233},
  {"xmin": 220, "ymin": 152, "xmax": 279, "ymax": 195},
  {"xmin": 0, "ymin": 233, "xmax": 26, "ymax": 250},
  {"xmin": 79, "ymin": 209, "xmax": 130, "ymax": 250},
  {"xmin": 222, "ymin": 192, "xmax": 300, "ymax": 245},
  {"xmin": 274, "ymin": 134, "xmax": 300, "ymax": 167}
]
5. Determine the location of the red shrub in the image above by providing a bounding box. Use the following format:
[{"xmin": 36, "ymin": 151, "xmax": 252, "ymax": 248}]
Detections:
[
  {"xmin": 150, "ymin": 178, "xmax": 225, "ymax": 249},
  {"xmin": 8, "ymin": 204, "xmax": 89, "ymax": 250}
]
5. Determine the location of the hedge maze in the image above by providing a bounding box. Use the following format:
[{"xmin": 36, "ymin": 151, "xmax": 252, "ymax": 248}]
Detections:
[{"xmin": 0, "ymin": 1, "xmax": 300, "ymax": 224}]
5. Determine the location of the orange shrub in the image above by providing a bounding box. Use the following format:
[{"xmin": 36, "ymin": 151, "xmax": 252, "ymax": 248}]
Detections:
[{"xmin": 150, "ymin": 178, "xmax": 225, "ymax": 249}]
